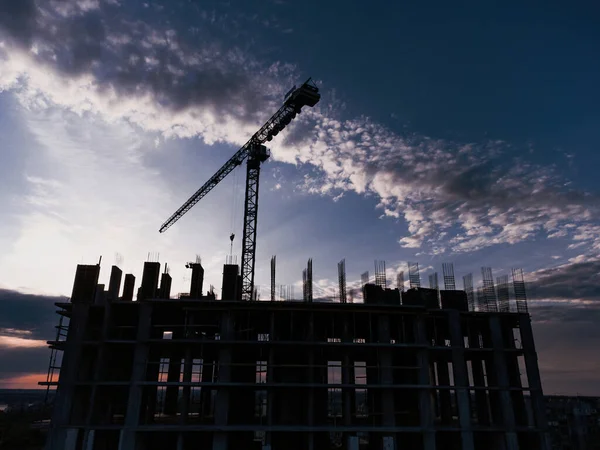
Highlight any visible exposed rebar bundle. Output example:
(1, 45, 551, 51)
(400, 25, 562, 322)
(271, 255, 276, 302)
(429, 272, 439, 290)
(496, 275, 510, 312)
(512, 268, 529, 313)
(302, 270, 307, 302)
(482, 267, 498, 312)
(442, 262, 456, 290)
(338, 259, 347, 304)
(374, 260, 386, 288)
(361, 271, 369, 287)
(306, 258, 313, 303)
(397, 271, 405, 292)
(463, 273, 475, 311)
(476, 286, 485, 312)
(408, 261, 421, 289)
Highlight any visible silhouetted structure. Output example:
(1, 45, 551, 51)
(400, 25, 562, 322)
(41, 260, 549, 450)
(545, 396, 600, 450)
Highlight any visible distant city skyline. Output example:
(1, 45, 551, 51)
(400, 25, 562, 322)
(0, 0, 598, 395)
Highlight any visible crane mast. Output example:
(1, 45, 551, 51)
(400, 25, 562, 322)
(159, 79, 320, 301)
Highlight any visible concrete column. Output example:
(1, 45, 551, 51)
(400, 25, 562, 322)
(46, 303, 91, 450)
(342, 315, 355, 431)
(82, 302, 114, 450)
(212, 312, 234, 450)
(347, 435, 359, 450)
(415, 315, 436, 450)
(489, 315, 518, 450)
(306, 311, 315, 450)
(468, 323, 490, 426)
(119, 303, 152, 450)
(63, 429, 79, 450)
(84, 430, 95, 450)
(422, 432, 436, 450)
(180, 346, 193, 423)
(448, 311, 474, 450)
(266, 311, 276, 448)
(436, 358, 453, 424)
(518, 314, 549, 450)
(377, 314, 396, 448)
(165, 329, 184, 415)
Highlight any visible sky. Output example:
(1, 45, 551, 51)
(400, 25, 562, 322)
(0, 0, 599, 394)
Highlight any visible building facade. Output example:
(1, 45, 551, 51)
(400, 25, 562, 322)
(42, 261, 549, 450)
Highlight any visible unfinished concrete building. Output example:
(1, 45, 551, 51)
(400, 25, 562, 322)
(42, 260, 548, 450)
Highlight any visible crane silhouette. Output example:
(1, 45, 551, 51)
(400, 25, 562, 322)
(159, 79, 321, 301)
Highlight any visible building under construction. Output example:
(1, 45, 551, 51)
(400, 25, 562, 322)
(42, 259, 549, 450)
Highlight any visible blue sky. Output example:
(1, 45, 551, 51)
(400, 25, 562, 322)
(0, 0, 599, 394)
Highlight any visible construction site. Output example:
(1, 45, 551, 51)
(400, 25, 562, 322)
(41, 258, 548, 450)
(40, 80, 549, 449)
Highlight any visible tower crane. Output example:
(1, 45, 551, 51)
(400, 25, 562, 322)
(159, 79, 321, 301)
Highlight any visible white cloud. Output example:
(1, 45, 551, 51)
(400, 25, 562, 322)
(0, 0, 598, 267)
(0, 108, 178, 294)
(0, 335, 46, 348)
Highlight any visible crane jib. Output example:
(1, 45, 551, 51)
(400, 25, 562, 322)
(158, 143, 252, 232)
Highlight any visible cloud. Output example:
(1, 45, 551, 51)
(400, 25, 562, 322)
(0, 0, 295, 145)
(0, 0, 598, 259)
(530, 305, 600, 396)
(0, 288, 60, 386)
(0, 103, 186, 294)
(528, 259, 600, 303)
(0, 335, 46, 348)
(272, 113, 600, 254)
(0, 288, 63, 340)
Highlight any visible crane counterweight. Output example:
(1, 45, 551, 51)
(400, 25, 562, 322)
(159, 79, 321, 301)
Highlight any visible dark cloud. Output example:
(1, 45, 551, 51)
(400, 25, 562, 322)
(281, 116, 319, 148)
(0, 289, 63, 381)
(0, 0, 273, 124)
(529, 260, 600, 302)
(526, 272, 600, 395)
(0, 347, 50, 379)
(0, 289, 65, 340)
(0, 0, 37, 47)
(531, 305, 600, 396)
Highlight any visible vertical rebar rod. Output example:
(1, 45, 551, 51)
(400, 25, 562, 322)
(496, 275, 510, 312)
(408, 262, 421, 288)
(512, 268, 529, 313)
(270, 255, 276, 302)
(338, 259, 347, 304)
(374, 260, 387, 288)
(463, 273, 475, 311)
(481, 267, 498, 312)
(429, 272, 439, 290)
(307, 258, 313, 303)
(397, 271, 405, 292)
(442, 263, 456, 290)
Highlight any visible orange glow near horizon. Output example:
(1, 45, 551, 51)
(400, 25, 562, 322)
(0, 373, 47, 390)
